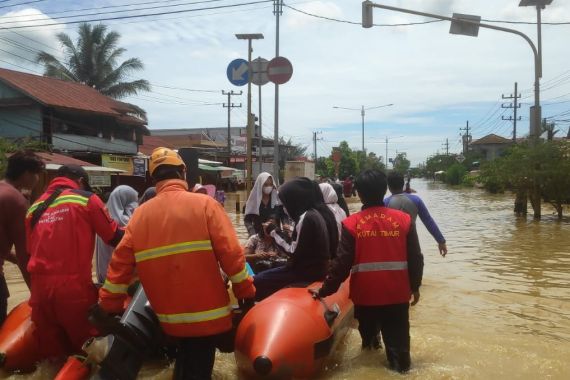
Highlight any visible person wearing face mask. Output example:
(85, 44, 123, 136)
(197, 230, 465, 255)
(95, 185, 139, 284)
(244, 172, 286, 237)
(253, 178, 339, 301)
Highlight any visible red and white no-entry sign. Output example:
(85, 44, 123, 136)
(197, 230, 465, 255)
(267, 56, 293, 85)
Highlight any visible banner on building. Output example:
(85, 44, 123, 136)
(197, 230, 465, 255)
(101, 154, 134, 175)
(89, 173, 111, 187)
(132, 157, 146, 177)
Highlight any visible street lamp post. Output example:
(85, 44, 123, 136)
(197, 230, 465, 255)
(333, 103, 393, 153)
(236, 33, 264, 194)
(362, 1, 545, 140)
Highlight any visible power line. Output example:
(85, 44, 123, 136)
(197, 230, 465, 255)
(0, 0, 229, 27)
(0, 0, 45, 10)
(0, 0, 274, 31)
(283, 3, 444, 27)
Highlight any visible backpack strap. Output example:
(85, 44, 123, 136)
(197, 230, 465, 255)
(30, 188, 64, 229)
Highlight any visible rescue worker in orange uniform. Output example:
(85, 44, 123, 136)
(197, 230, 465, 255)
(26, 165, 123, 359)
(313, 169, 423, 373)
(99, 147, 255, 380)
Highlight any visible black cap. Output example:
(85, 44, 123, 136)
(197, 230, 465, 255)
(56, 164, 92, 192)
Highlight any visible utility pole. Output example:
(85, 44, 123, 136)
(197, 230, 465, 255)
(502, 82, 522, 142)
(273, 0, 283, 183)
(222, 90, 242, 165)
(312, 131, 322, 162)
(460, 121, 471, 155)
(235, 33, 263, 194)
(442, 138, 449, 156)
(258, 77, 263, 173)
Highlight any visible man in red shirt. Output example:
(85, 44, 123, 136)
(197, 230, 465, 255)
(26, 164, 123, 359)
(0, 150, 44, 324)
(314, 169, 423, 373)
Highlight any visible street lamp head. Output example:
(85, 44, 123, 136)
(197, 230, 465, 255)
(235, 33, 264, 40)
(519, 0, 553, 7)
(362, 1, 374, 28)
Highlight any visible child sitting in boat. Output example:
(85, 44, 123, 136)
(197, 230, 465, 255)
(244, 216, 288, 274)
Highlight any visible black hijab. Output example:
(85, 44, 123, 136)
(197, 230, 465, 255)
(332, 183, 350, 216)
(278, 178, 339, 258)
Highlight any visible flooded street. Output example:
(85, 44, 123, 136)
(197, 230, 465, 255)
(3, 179, 570, 379)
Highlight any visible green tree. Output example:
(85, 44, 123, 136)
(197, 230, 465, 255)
(37, 23, 150, 117)
(315, 156, 334, 177)
(359, 151, 385, 172)
(392, 152, 410, 173)
(0, 138, 48, 177)
(337, 141, 358, 179)
(445, 163, 467, 186)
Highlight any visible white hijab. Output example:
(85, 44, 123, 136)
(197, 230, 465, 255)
(107, 185, 139, 226)
(319, 183, 347, 234)
(244, 172, 279, 216)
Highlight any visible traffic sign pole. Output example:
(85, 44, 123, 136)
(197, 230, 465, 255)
(246, 39, 253, 195)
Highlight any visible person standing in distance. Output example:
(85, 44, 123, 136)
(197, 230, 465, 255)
(312, 169, 423, 373)
(385, 172, 447, 257)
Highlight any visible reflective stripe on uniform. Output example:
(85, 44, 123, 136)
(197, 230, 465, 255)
(156, 305, 232, 325)
(229, 266, 249, 284)
(102, 280, 129, 294)
(134, 240, 213, 263)
(27, 195, 89, 216)
(351, 261, 408, 273)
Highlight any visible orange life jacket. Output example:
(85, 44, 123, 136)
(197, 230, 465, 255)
(342, 206, 412, 306)
(99, 179, 255, 337)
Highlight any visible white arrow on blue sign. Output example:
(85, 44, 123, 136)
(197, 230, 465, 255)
(227, 58, 249, 86)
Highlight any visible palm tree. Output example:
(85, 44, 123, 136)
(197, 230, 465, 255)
(37, 23, 150, 104)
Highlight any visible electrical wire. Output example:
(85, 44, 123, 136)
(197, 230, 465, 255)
(0, 0, 274, 31)
(0, 0, 45, 10)
(283, 3, 444, 27)
(0, 0, 229, 27)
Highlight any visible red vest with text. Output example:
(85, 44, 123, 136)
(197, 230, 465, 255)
(343, 206, 412, 306)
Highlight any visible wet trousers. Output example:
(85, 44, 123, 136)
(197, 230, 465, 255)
(0, 274, 9, 326)
(30, 275, 98, 359)
(354, 303, 411, 373)
(173, 335, 219, 380)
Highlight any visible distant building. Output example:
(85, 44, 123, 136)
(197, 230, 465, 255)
(470, 133, 513, 161)
(150, 127, 291, 169)
(0, 68, 148, 161)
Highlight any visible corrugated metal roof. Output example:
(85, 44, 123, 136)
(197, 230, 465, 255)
(0, 68, 146, 127)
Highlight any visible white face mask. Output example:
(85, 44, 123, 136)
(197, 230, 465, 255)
(263, 186, 273, 195)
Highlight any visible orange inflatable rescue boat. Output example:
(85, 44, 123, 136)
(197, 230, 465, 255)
(0, 301, 40, 372)
(235, 279, 353, 378)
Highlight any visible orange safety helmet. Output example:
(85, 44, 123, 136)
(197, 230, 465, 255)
(149, 147, 186, 176)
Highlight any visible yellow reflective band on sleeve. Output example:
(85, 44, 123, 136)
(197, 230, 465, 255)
(229, 267, 249, 284)
(156, 305, 232, 325)
(134, 240, 213, 263)
(27, 195, 89, 217)
(102, 280, 129, 294)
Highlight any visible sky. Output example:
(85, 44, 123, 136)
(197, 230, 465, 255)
(0, 0, 569, 165)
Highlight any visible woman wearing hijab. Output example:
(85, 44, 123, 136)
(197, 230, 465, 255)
(95, 185, 139, 284)
(139, 187, 156, 205)
(319, 183, 347, 237)
(253, 177, 339, 301)
(244, 172, 284, 237)
(332, 182, 350, 216)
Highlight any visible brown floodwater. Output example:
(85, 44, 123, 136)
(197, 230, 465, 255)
(2, 179, 570, 379)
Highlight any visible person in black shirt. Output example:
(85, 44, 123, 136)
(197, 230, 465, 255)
(253, 178, 339, 301)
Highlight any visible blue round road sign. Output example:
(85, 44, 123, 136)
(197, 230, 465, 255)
(227, 58, 249, 86)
